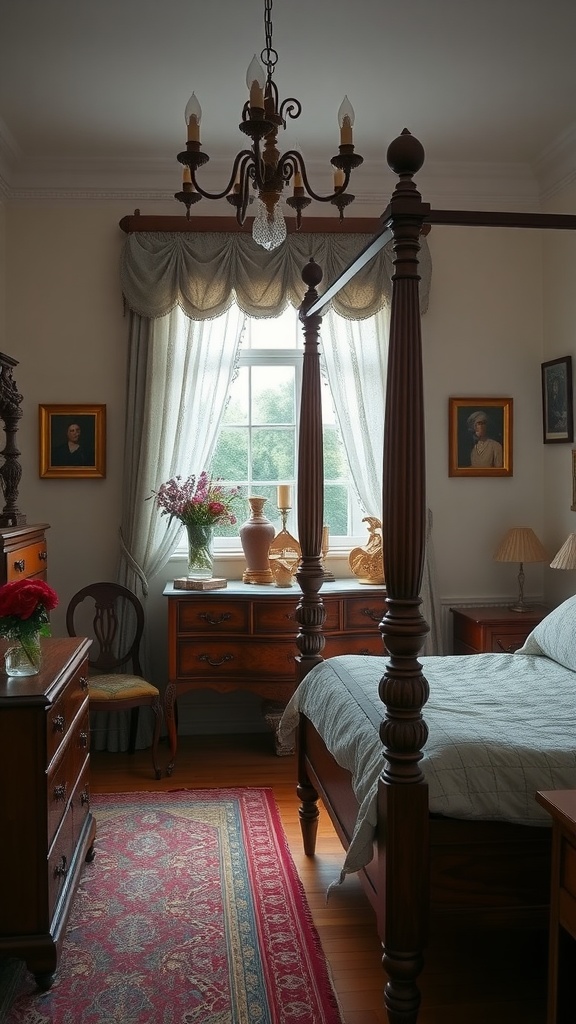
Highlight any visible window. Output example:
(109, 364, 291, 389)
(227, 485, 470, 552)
(208, 305, 367, 546)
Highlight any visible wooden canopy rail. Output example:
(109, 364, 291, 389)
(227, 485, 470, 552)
(292, 129, 576, 1024)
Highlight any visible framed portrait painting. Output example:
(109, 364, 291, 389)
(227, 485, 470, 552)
(541, 356, 574, 443)
(39, 404, 106, 479)
(448, 397, 513, 477)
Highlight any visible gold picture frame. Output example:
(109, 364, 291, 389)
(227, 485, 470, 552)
(448, 397, 513, 477)
(39, 404, 106, 479)
(571, 450, 576, 511)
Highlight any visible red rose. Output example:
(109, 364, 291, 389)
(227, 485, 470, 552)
(0, 579, 58, 620)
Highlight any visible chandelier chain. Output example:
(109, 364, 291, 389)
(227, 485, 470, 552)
(262, 0, 277, 77)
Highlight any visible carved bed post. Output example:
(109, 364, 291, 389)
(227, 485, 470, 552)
(378, 131, 431, 1024)
(0, 353, 26, 527)
(295, 258, 326, 853)
(294, 257, 327, 681)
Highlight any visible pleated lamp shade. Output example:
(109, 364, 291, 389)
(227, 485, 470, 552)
(550, 533, 576, 570)
(493, 527, 548, 612)
(493, 527, 549, 565)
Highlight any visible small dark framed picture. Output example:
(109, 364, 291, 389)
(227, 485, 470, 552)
(448, 397, 513, 477)
(39, 404, 106, 479)
(541, 356, 574, 443)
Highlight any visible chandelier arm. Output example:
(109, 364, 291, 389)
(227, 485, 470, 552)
(277, 97, 302, 125)
(189, 150, 255, 201)
(280, 151, 352, 202)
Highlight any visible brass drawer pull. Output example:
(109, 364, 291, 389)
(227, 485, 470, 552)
(52, 714, 65, 733)
(79, 731, 89, 748)
(362, 607, 382, 622)
(38, 550, 48, 561)
(199, 653, 234, 668)
(496, 640, 520, 653)
(81, 788, 90, 806)
(13, 559, 25, 573)
(79, 676, 89, 691)
(199, 612, 232, 626)
(53, 783, 67, 801)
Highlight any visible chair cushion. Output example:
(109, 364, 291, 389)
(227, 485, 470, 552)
(88, 674, 160, 701)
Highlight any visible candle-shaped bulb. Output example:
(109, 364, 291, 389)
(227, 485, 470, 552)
(333, 167, 345, 190)
(338, 95, 355, 146)
(185, 92, 202, 143)
(246, 55, 266, 108)
(182, 166, 192, 183)
(293, 170, 303, 192)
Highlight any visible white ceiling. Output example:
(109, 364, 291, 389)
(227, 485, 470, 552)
(1, 0, 576, 210)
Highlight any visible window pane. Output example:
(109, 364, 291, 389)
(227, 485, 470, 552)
(252, 365, 295, 424)
(252, 427, 295, 480)
(324, 485, 349, 535)
(211, 428, 249, 480)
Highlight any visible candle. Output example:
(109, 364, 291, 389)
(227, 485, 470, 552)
(293, 171, 303, 191)
(187, 114, 200, 143)
(333, 167, 345, 189)
(277, 485, 291, 508)
(339, 115, 352, 146)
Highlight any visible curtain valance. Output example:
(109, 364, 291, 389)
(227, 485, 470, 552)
(120, 231, 431, 321)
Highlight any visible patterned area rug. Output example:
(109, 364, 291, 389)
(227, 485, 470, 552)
(2, 789, 344, 1024)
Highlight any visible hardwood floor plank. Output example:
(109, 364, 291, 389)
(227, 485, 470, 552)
(90, 734, 547, 1023)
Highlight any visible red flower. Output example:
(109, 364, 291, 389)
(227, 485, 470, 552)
(0, 579, 58, 620)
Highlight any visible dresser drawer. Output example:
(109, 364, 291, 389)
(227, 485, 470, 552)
(6, 539, 48, 581)
(325, 634, 385, 657)
(343, 594, 386, 631)
(485, 628, 531, 653)
(46, 670, 89, 766)
(47, 803, 75, 924)
(176, 638, 296, 680)
(177, 600, 250, 634)
(253, 597, 340, 634)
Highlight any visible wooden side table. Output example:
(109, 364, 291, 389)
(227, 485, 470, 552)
(451, 604, 549, 654)
(535, 790, 576, 1024)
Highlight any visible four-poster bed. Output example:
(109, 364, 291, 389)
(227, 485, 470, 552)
(283, 129, 576, 1024)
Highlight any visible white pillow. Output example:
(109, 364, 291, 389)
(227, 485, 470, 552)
(515, 594, 576, 670)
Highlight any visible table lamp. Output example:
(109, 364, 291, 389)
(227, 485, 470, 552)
(493, 527, 548, 612)
(550, 532, 576, 571)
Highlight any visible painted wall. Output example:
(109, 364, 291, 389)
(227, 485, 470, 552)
(1, 191, 571, 730)
(542, 180, 576, 606)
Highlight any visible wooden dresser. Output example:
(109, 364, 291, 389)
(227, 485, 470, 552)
(0, 523, 49, 584)
(163, 580, 387, 772)
(0, 637, 95, 990)
(451, 604, 549, 654)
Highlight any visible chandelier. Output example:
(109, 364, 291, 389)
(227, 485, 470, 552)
(175, 0, 363, 251)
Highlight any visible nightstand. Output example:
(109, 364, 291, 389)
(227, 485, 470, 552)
(451, 604, 549, 654)
(535, 790, 576, 1024)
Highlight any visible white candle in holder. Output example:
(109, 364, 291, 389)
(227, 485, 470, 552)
(277, 485, 291, 508)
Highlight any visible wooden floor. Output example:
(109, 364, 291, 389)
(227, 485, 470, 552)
(90, 733, 548, 1024)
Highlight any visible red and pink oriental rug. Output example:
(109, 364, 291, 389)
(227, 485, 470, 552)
(2, 789, 344, 1024)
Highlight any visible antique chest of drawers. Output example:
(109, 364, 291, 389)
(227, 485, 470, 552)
(163, 580, 387, 771)
(0, 637, 95, 990)
(0, 523, 49, 584)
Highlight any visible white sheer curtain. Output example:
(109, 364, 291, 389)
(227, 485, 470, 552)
(96, 304, 244, 752)
(322, 308, 442, 655)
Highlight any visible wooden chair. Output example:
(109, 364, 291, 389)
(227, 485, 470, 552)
(66, 581, 162, 779)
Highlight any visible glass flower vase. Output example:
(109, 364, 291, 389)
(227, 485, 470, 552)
(186, 523, 214, 579)
(4, 632, 42, 677)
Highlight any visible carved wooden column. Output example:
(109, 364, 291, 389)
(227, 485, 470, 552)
(0, 353, 26, 527)
(378, 131, 431, 1024)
